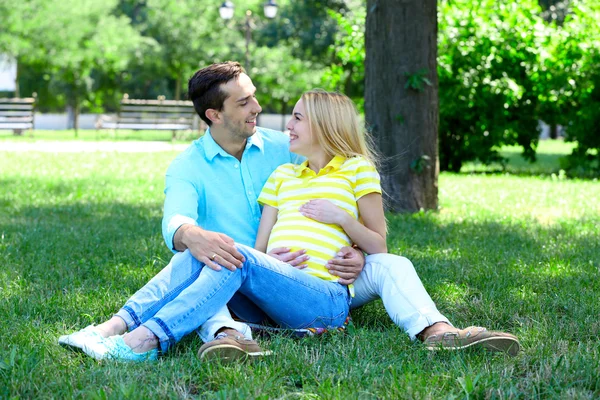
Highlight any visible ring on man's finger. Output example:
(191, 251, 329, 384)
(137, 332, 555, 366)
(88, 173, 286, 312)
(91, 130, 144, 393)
(210, 253, 218, 261)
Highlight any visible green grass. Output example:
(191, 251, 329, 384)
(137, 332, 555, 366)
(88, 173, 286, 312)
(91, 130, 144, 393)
(0, 129, 201, 143)
(462, 140, 578, 176)
(1, 140, 599, 398)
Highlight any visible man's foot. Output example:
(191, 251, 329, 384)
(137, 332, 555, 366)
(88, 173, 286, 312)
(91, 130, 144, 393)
(58, 326, 111, 360)
(104, 335, 158, 362)
(198, 330, 272, 363)
(423, 326, 520, 356)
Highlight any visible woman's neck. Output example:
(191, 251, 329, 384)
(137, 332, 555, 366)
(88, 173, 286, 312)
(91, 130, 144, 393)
(307, 151, 333, 173)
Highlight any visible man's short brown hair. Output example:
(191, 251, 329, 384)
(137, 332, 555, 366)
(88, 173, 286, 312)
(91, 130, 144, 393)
(187, 61, 246, 126)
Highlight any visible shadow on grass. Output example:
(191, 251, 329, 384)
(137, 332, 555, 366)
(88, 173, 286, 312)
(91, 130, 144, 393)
(461, 152, 566, 176)
(353, 212, 599, 335)
(458, 142, 599, 179)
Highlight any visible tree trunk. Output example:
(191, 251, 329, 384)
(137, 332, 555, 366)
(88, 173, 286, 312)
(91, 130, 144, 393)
(175, 71, 182, 101)
(280, 99, 288, 132)
(74, 100, 80, 135)
(67, 94, 80, 137)
(549, 123, 558, 139)
(365, 0, 439, 212)
(14, 57, 20, 98)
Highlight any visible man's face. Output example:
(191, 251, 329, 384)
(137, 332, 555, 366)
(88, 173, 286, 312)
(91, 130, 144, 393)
(219, 73, 262, 140)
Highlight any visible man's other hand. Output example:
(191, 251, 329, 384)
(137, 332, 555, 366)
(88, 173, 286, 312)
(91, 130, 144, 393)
(179, 225, 245, 271)
(267, 247, 309, 269)
(326, 246, 365, 285)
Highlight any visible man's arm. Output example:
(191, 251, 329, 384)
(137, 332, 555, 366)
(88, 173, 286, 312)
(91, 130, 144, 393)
(326, 247, 366, 285)
(163, 160, 244, 271)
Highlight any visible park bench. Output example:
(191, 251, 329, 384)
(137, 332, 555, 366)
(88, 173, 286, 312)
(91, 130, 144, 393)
(0, 97, 36, 135)
(96, 95, 204, 139)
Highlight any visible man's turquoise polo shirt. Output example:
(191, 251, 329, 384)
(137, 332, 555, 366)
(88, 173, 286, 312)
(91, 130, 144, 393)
(162, 127, 294, 251)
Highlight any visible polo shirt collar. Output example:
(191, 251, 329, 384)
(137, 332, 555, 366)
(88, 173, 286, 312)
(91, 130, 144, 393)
(294, 154, 346, 177)
(200, 128, 265, 161)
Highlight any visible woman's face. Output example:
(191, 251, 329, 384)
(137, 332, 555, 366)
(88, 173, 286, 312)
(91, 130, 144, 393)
(286, 99, 318, 156)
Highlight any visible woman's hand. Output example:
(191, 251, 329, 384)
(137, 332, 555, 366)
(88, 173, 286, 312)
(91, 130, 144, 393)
(299, 199, 348, 225)
(267, 247, 309, 269)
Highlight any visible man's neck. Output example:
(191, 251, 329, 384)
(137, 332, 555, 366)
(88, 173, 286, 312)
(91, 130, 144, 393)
(210, 127, 248, 161)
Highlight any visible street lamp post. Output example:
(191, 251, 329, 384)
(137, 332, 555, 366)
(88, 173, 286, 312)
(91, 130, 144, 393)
(219, 1, 278, 71)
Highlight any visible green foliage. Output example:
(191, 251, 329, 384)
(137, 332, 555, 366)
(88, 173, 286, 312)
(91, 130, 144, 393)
(553, 1, 600, 176)
(251, 46, 326, 114)
(326, 0, 599, 175)
(142, 0, 228, 100)
(257, 0, 347, 62)
(321, 3, 365, 110)
(2, 0, 344, 113)
(438, 0, 549, 172)
(0, 0, 147, 116)
(405, 69, 432, 92)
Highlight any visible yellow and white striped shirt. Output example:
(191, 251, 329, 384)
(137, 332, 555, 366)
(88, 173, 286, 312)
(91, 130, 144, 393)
(257, 155, 381, 290)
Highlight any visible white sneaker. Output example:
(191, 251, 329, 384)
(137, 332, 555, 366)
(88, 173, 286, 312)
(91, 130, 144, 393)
(58, 325, 111, 360)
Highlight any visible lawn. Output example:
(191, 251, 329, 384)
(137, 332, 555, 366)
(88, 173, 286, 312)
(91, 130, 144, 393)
(0, 129, 201, 144)
(0, 140, 599, 398)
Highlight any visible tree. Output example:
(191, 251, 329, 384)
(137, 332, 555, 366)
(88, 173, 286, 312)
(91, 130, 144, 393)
(1, 0, 147, 132)
(0, 0, 45, 97)
(365, 0, 439, 212)
(144, 0, 228, 100)
(251, 45, 325, 118)
(437, 0, 547, 172)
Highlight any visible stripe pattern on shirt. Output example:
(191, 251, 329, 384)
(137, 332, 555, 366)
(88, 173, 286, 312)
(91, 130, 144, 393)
(258, 155, 381, 283)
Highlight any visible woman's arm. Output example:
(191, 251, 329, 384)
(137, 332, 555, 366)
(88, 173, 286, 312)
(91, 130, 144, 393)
(254, 205, 278, 252)
(299, 193, 387, 254)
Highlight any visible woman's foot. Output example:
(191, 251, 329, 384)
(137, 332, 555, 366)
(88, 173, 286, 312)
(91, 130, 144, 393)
(104, 334, 158, 362)
(58, 325, 112, 360)
(95, 316, 128, 338)
(122, 326, 159, 354)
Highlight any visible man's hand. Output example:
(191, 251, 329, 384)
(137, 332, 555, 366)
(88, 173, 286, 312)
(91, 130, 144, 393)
(177, 225, 245, 272)
(267, 247, 309, 269)
(326, 246, 365, 285)
(299, 199, 348, 225)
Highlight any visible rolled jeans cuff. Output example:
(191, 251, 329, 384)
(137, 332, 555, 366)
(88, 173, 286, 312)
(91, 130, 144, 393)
(115, 306, 141, 331)
(197, 318, 253, 344)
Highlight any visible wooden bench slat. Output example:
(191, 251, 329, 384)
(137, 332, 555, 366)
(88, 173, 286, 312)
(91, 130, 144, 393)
(0, 111, 35, 117)
(0, 105, 35, 111)
(122, 99, 193, 106)
(0, 98, 35, 104)
(121, 106, 194, 113)
(0, 116, 34, 122)
(117, 117, 194, 123)
(0, 123, 34, 130)
(115, 112, 195, 119)
(102, 123, 193, 130)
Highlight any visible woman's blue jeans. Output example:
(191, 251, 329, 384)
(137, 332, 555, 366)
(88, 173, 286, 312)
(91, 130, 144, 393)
(116, 244, 351, 352)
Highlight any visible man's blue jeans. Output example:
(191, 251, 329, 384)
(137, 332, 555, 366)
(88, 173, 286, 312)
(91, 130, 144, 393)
(116, 244, 351, 352)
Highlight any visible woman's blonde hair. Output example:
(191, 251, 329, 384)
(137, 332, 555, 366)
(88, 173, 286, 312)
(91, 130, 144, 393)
(301, 89, 377, 166)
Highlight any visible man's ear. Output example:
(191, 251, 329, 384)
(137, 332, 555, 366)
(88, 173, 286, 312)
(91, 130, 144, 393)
(205, 109, 221, 124)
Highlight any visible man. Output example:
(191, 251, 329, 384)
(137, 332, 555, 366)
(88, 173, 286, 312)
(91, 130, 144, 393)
(59, 62, 519, 361)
